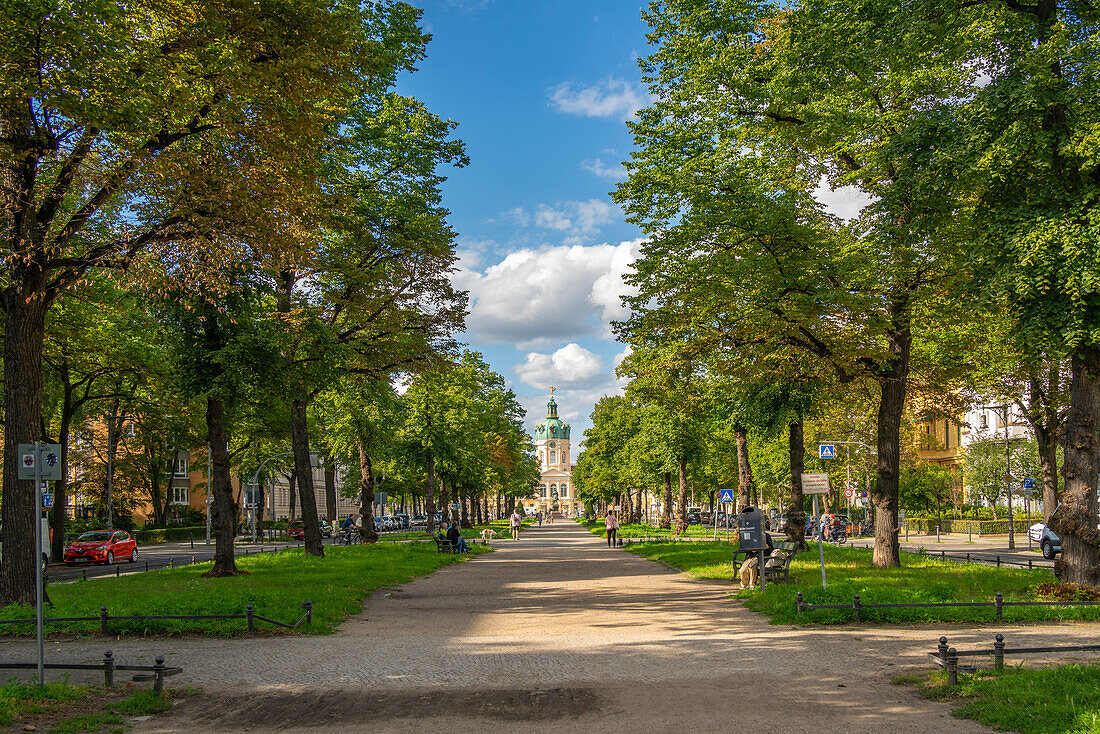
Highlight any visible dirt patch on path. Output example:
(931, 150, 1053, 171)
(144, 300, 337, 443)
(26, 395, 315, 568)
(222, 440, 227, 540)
(163, 687, 601, 730)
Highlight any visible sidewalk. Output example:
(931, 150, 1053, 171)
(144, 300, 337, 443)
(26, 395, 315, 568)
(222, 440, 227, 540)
(5, 520, 1090, 732)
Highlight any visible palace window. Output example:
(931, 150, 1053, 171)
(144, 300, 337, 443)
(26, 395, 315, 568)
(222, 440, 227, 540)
(539, 484, 547, 498)
(560, 485, 568, 498)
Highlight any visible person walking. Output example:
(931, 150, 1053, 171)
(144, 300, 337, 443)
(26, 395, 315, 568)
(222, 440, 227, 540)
(605, 510, 619, 547)
(510, 509, 522, 540)
(537, 512, 543, 528)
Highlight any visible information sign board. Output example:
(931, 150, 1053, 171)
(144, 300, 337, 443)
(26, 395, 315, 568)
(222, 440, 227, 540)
(801, 473, 831, 495)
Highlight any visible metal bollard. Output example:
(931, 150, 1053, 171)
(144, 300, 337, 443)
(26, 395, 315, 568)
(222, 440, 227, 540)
(995, 591, 1003, 621)
(937, 525, 940, 542)
(853, 594, 861, 624)
(153, 655, 166, 694)
(100, 606, 109, 636)
(947, 648, 959, 686)
(994, 634, 1006, 671)
(796, 591, 804, 614)
(938, 636, 950, 663)
(145, 561, 149, 572)
(246, 604, 255, 635)
(103, 650, 115, 687)
(115, 564, 120, 577)
(997, 555, 1001, 567)
(190, 534, 194, 549)
(82, 569, 86, 581)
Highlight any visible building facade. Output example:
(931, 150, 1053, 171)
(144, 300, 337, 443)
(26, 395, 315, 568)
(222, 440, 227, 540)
(527, 393, 578, 516)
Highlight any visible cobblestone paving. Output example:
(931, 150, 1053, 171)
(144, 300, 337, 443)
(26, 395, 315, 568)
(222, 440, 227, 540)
(4, 522, 1097, 732)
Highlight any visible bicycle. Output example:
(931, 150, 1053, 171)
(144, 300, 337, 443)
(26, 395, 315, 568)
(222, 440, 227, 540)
(333, 529, 361, 546)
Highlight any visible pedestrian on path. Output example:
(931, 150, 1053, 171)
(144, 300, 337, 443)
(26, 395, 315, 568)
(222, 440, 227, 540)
(605, 510, 619, 547)
(537, 512, 543, 527)
(510, 510, 522, 540)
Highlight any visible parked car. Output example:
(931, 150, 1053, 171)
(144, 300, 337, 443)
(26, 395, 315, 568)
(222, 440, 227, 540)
(411, 516, 427, 527)
(64, 530, 137, 565)
(394, 514, 410, 529)
(0, 518, 51, 571)
(685, 512, 702, 525)
(1030, 521, 1062, 560)
(287, 521, 306, 540)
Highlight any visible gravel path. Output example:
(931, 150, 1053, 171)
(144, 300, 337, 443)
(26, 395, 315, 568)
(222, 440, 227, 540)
(4, 521, 1097, 732)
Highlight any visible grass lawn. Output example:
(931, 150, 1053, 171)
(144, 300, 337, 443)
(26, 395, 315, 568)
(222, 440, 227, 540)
(1, 680, 180, 733)
(625, 539, 1100, 625)
(1, 541, 489, 637)
(896, 663, 1100, 734)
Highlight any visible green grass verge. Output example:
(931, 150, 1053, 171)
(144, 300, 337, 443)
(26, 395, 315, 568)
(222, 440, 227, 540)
(1, 541, 489, 637)
(1, 680, 181, 733)
(898, 663, 1100, 734)
(624, 540, 1100, 624)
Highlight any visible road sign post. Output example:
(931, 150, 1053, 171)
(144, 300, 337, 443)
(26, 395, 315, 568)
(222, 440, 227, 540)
(801, 473, 831, 589)
(819, 444, 836, 459)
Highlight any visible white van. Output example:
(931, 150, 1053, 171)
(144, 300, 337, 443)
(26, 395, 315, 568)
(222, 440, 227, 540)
(0, 518, 51, 572)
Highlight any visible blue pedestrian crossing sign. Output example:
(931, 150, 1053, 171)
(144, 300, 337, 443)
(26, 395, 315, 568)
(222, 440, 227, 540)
(819, 444, 836, 459)
(1022, 478, 1035, 489)
(718, 488, 736, 504)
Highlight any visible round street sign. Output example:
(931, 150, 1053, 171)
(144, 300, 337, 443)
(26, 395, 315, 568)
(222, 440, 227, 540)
(844, 488, 854, 499)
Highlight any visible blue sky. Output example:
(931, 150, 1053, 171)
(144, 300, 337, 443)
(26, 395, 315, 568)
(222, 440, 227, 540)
(397, 0, 654, 446)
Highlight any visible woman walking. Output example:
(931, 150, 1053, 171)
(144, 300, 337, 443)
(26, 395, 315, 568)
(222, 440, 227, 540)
(510, 509, 522, 540)
(605, 510, 619, 547)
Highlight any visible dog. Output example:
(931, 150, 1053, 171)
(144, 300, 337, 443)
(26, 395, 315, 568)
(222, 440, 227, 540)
(480, 529, 498, 541)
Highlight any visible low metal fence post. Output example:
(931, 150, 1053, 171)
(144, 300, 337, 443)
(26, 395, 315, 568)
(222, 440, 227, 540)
(996, 555, 1001, 567)
(938, 636, 950, 663)
(966, 553, 970, 563)
(796, 591, 804, 614)
(191, 555, 195, 565)
(169, 558, 174, 569)
(304, 600, 313, 626)
(103, 650, 114, 687)
(853, 594, 861, 624)
(994, 634, 1005, 671)
(145, 561, 148, 572)
(190, 534, 194, 550)
(246, 604, 255, 635)
(153, 655, 166, 694)
(81, 569, 86, 581)
(115, 564, 119, 577)
(947, 648, 959, 687)
(100, 606, 109, 636)
(995, 592, 1003, 621)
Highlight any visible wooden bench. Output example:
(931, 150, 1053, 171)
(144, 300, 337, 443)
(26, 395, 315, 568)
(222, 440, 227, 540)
(433, 534, 459, 553)
(733, 539, 800, 584)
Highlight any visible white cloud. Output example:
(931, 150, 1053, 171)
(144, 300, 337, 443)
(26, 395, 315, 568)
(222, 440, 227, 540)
(501, 206, 531, 227)
(451, 239, 642, 347)
(549, 78, 648, 121)
(581, 158, 628, 181)
(812, 175, 875, 222)
(533, 199, 613, 244)
(515, 343, 604, 389)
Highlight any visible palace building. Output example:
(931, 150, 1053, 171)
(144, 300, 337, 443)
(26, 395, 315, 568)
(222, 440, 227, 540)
(528, 390, 577, 516)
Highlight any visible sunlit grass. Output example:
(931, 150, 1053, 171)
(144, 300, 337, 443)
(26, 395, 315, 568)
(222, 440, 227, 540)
(626, 540, 1098, 624)
(900, 663, 1100, 734)
(1, 541, 489, 637)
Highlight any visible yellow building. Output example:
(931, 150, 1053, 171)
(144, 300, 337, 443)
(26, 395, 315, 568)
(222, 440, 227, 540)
(527, 392, 577, 516)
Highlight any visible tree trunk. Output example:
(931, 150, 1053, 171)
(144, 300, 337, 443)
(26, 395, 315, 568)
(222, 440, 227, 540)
(324, 457, 337, 527)
(1050, 346, 1100, 586)
(206, 396, 240, 576)
(675, 459, 688, 535)
(288, 471, 297, 520)
(871, 323, 910, 569)
(460, 486, 471, 528)
(1, 295, 49, 606)
(50, 397, 75, 561)
(290, 398, 323, 556)
(661, 471, 673, 529)
(358, 442, 379, 543)
(785, 418, 806, 545)
(424, 410, 436, 533)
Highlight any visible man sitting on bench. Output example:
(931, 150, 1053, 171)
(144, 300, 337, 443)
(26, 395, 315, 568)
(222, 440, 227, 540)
(739, 532, 775, 589)
(445, 522, 470, 553)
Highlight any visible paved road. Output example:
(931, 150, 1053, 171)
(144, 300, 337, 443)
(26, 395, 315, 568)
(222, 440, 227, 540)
(46, 539, 304, 582)
(5, 521, 1096, 733)
(848, 532, 1053, 571)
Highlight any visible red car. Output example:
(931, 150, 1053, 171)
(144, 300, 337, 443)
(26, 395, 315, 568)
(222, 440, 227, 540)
(287, 521, 305, 540)
(64, 530, 137, 565)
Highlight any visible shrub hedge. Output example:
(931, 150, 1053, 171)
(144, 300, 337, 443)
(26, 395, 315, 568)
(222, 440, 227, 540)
(905, 517, 1035, 534)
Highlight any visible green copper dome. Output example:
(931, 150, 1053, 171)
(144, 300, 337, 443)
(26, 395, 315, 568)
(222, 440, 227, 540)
(534, 397, 570, 440)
